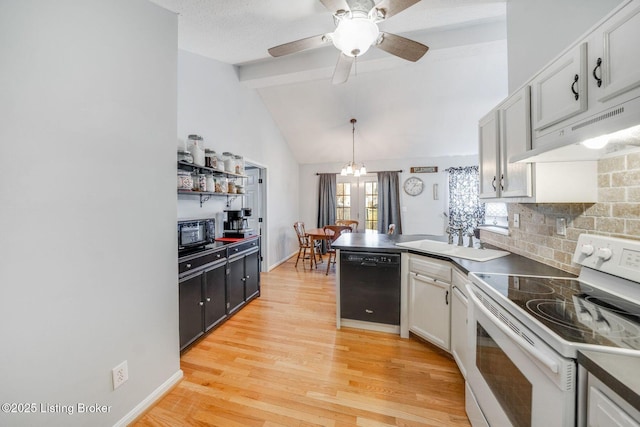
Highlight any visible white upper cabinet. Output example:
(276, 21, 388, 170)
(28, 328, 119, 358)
(588, 2, 640, 107)
(479, 110, 500, 199)
(499, 87, 532, 197)
(525, 0, 640, 155)
(479, 86, 532, 200)
(531, 43, 588, 139)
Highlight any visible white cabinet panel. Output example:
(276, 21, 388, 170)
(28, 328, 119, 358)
(409, 273, 451, 351)
(479, 87, 532, 200)
(451, 269, 469, 379)
(531, 43, 588, 137)
(590, 3, 640, 106)
(499, 86, 532, 197)
(479, 110, 500, 199)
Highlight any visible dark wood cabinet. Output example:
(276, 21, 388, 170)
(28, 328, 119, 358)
(227, 256, 246, 314)
(203, 261, 227, 331)
(178, 237, 260, 352)
(179, 272, 205, 350)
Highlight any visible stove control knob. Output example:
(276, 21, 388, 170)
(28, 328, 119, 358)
(596, 247, 613, 261)
(580, 244, 594, 257)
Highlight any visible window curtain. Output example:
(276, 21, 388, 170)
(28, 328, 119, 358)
(377, 171, 402, 234)
(445, 166, 485, 234)
(317, 174, 336, 227)
(317, 174, 336, 252)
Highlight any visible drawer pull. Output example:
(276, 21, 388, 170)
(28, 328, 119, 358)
(186, 263, 192, 268)
(365, 309, 373, 314)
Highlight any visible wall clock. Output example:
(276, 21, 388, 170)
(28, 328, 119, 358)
(403, 176, 424, 196)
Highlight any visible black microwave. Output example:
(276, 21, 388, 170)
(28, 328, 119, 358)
(177, 218, 215, 250)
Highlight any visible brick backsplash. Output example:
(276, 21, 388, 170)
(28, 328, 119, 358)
(480, 152, 640, 275)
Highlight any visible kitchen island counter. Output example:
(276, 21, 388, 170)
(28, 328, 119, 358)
(332, 232, 572, 277)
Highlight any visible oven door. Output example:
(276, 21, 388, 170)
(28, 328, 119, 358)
(466, 284, 576, 427)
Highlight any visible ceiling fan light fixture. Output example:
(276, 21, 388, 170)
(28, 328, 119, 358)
(332, 17, 379, 57)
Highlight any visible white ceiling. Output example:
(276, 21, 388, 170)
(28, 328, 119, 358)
(150, 0, 509, 165)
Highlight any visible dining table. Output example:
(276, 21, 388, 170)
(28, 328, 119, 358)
(305, 227, 334, 269)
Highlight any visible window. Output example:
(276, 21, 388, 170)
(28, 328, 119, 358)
(446, 166, 485, 233)
(336, 182, 351, 220)
(364, 181, 377, 231)
(336, 177, 378, 232)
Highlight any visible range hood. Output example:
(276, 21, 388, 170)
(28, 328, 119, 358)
(511, 96, 640, 163)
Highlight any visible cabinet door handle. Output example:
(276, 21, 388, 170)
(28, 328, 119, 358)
(241, 277, 246, 282)
(592, 57, 602, 87)
(206, 297, 211, 302)
(571, 74, 579, 100)
(500, 174, 504, 191)
(445, 290, 449, 305)
(199, 301, 204, 306)
(491, 176, 497, 191)
(186, 263, 192, 268)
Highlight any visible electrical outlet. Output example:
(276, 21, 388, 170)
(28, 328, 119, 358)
(513, 213, 520, 228)
(112, 361, 128, 390)
(556, 217, 567, 236)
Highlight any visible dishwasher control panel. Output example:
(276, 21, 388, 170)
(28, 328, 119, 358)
(343, 252, 400, 265)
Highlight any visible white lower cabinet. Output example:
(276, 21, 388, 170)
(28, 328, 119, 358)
(587, 374, 640, 426)
(408, 255, 451, 351)
(451, 268, 470, 379)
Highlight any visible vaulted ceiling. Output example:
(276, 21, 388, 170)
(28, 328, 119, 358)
(149, 0, 509, 165)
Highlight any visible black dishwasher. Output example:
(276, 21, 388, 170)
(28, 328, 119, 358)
(340, 251, 401, 325)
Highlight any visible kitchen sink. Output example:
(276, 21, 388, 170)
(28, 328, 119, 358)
(396, 239, 510, 262)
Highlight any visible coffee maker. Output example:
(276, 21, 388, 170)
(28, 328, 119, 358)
(223, 208, 253, 238)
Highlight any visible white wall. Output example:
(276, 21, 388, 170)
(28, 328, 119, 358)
(0, 1, 180, 426)
(507, 0, 624, 92)
(176, 51, 300, 270)
(299, 155, 478, 236)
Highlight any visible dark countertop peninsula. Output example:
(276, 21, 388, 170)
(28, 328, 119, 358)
(578, 350, 640, 412)
(332, 232, 573, 277)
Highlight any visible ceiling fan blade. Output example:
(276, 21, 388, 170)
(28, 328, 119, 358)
(332, 53, 354, 84)
(319, 0, 351, 14)
(371, 0, 420, 20)
(268, 34, 331, 57)
(376, 32, 429, 62)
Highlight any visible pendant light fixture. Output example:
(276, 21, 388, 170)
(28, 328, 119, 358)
(341, 118, 367, 177)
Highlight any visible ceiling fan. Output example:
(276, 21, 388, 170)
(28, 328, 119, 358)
(267, 0, 429, 84)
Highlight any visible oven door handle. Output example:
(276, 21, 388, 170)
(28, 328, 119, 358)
(466, 284, 560, 374)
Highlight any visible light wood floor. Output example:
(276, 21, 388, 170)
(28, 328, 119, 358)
(135, 256, 471, 427)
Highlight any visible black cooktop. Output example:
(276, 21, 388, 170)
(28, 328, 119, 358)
(475, 273, 640, 351)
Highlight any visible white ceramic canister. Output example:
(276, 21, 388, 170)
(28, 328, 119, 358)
(187, 135, 205, 166)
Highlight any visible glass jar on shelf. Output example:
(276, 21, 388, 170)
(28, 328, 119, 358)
(205, 174, 215, 193)
(234, 155, 244, 175)
(222, 152, 235, 173)
(218, 177, 228, 194)
(177, 171, 193, 190)
(204, 149, 219, 169)
(187, 135, 205, 166)
(177, 150, 193, 164)
(227, 179, 236, 194)
(235, 184, 245, 194)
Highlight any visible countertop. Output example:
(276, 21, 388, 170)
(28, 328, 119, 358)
(578, 350, 640, 412)
(332, 232, 573, 277)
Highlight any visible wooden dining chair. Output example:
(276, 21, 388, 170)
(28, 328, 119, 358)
(323, 225, 352, 275)
(336, 219, 358, 232)
(293, 222, 318, 269)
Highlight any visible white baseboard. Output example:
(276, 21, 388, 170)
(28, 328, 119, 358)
(266, 251, 298, 271)
(113, 369, 183, 427)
